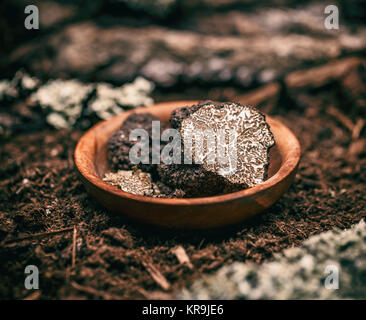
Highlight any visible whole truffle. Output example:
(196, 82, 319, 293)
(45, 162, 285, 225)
(158, 101, 275, 196)
(108, 112, 168, 177)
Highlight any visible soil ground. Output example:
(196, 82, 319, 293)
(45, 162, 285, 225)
(1, 69, 365, 299)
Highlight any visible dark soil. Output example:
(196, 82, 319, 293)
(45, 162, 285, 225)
(1, 57, 365, 299)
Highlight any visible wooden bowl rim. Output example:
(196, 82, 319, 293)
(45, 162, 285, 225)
(74, 101, 301, 206)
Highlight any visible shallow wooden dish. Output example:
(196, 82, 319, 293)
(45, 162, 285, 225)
(74, 101, 301, 229)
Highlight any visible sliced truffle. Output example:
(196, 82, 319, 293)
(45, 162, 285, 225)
(103, 168, 185, 198)
(158, 101, 275, 196)
(108, 112, 168, 177)
(103, 169, 155, 196)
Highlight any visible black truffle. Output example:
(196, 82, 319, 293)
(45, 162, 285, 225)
(158, 101, 275, 196)
(107, 112, 185, 198)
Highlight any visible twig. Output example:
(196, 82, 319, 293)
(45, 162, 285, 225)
(40, 172, 52, 185)
(316, 167, 328, 191)
(72, 226, 77, 269)
(15, 186, 24, 195)
(326, 106, 354, 133)
(67, 148, 74, 169)
(171, 246, 193, 270)
(23, 291, 41, 300)
(71, 281, 122, 300)
(352, 118, 365, 140)
(3, 227, 74, 244)
(327, 107, 364, 141)
(142, 261, 171, 291)
(198, 238, 205, 250)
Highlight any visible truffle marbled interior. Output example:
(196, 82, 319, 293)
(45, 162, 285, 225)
(180, 102, 274, 187)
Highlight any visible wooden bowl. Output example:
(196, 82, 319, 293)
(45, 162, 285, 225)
(74, 101, 300, 229)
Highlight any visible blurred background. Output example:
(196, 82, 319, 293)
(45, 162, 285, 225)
(1, 0, 365, 132)
(1, 0, 365, 90)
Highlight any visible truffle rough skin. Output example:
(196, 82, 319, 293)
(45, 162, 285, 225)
(159, 101, 275, 196)
(108, 112, 168, 176)
(107, 112, 186, 198)
(157, 163, 240, 196)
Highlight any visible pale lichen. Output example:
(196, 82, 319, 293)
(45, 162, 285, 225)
(0, 71, 39, 103)
(0, 80, 16, 101)
(103, 169, 155, 196)
(180, 102, 275, 188)
(180, 220, 366, 300)
(2, 72, 154, 129)
(12, 70, 40, 92)
(88, 77, 154, 120)
(31, 79, 93, 129)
